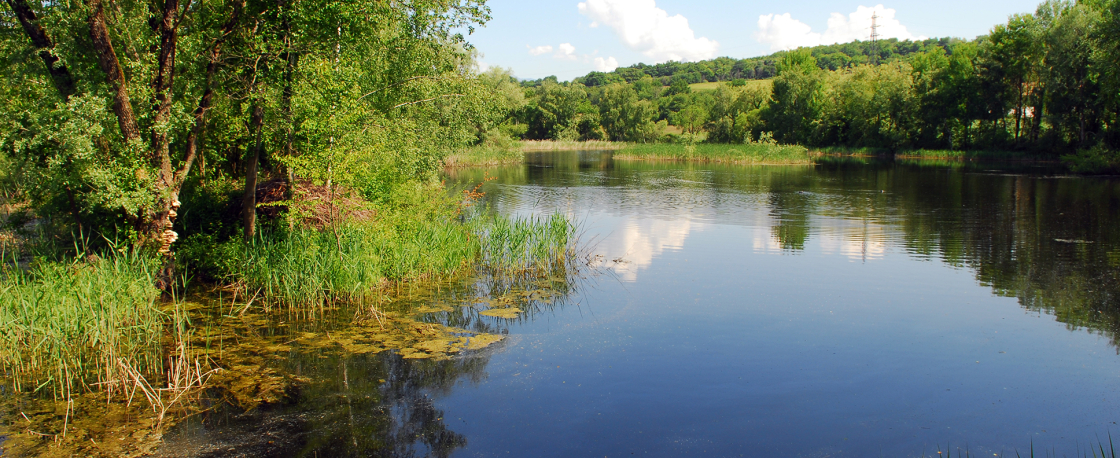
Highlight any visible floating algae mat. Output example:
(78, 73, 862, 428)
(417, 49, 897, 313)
(479, 307, 523, 318)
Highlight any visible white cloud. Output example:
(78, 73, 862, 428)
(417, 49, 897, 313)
(577, 0, 719, 63)
(755, 4, 926, 51)
(594, 56, 620, 72)
(755, 13, 822, 51)
(557, 43, 578, 60)
(528, 45, 553, 56)
(528, 42, 619, 73)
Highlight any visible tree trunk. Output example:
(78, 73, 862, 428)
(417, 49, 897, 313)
(5, 0, 75, 99)
(183, 0, 244, 186)
(88, 0, 140, 143)
(243, 102, 264, 240)
(1014, 79, 1023, 143)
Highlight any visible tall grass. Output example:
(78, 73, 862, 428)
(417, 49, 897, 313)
(0, 250, 166, 400)
(811, 146, 893, 156)
(443, 145, 524, 167)
(224, 212, 576, 311)
(476, 213, 573, 275)
(616, 143, 812, 165)
(521, 140, 627, 151)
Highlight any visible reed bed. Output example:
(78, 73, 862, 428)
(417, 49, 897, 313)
(895, 149, 1035, 160)
(616, 143, 812, 165)
(521, 140, 627, 151)
(443, 146, 524, 167)
(475, 213, 573, 275)
(0, 251, 166, 401)
(811, 146, 893, 156)
(225, 212, 576, 311)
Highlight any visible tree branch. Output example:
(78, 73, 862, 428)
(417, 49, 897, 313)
(361, 75, 454, 100)
(392, 93, 464, 110)
(4, 0, 75, 99)
(176, 0, 245, 186)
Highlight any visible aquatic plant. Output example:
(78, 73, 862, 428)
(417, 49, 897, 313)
(0, 250, 166, 400)
(220, 211, 576, 312)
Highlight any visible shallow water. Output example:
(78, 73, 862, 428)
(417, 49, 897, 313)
(168, 151, 1120, 457)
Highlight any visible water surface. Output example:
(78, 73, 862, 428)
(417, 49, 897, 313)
(169, 151, 1120, 457)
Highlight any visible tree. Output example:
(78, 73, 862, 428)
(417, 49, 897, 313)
(987, 14, 1043, 143)
(520, 82, 598, 140)
(764, 49, 825, 145)
(0, 0, 492, 258)
(599, 83, 661, 142)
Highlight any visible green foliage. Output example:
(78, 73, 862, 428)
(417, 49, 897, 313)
(519, 82, 601, 141)
(1063, 143, 1120, 172)
(817, 63, 915, 149)
(0, 0, 499, 245)
(765, 49, 824, 145)
(599, 84, 663, 142)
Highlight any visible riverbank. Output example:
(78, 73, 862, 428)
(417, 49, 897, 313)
(447, 142, 814, 168)
(810, 146, 1055, 161)
(444, 141, 629, 168)
(615, 143, 813, 165)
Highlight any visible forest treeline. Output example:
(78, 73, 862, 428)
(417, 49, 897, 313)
(495, 0, 1120, 169)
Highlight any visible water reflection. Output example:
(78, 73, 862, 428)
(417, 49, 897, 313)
(594, 218, 698, 282)
(448, 152, 1120, 349)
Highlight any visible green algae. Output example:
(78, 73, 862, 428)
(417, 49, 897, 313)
(480, 307, 523, 319)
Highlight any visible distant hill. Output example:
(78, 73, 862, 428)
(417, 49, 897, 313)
(521, 37, 969, 88)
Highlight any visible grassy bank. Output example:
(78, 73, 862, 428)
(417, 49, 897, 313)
(521, 140, 627, 151)
(443, 145, 524, 167)
(444, 140, 628, 167)
(812, 146, 1048, 162)
(615, 143, 813, 165)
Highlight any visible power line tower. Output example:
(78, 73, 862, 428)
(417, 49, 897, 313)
(869, 11, 881, 65)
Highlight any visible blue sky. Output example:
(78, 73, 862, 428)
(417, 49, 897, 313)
(464, 0, 1044, 81)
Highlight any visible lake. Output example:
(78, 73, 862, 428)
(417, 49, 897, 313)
(162, 151, 1120, 457)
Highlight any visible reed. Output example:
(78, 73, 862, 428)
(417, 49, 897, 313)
(474, 212, 573, 275)
(0, 249, 167, 401)
(443, 145, 525, 167)
(811, 146, 893, 156)
(616, 143, 812, 165)
(520, 140, 627, 151)
(224, 212, 576, 311)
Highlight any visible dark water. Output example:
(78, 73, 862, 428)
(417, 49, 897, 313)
(166, 151, 1120, 457)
